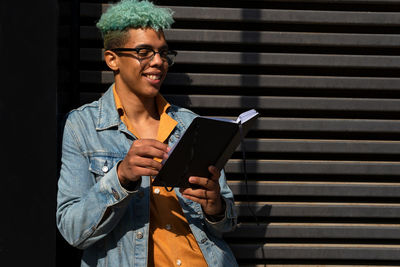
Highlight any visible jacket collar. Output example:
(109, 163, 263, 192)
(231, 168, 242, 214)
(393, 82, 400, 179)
(96, 84, 121, 131)
(95, 84, 179, 133)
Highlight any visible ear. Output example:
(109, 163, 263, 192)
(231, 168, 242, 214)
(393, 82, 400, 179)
(104, 50, 119, 71)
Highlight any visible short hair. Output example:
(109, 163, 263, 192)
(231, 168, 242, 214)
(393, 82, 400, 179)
(96, 0, 174, 49)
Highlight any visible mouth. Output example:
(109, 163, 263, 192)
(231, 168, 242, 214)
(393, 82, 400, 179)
(143, 73, 162, 81)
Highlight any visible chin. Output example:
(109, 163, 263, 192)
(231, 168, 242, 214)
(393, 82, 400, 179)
(142, 86, 161, 98)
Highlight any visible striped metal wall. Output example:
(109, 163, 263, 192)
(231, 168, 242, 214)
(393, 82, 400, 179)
(59, 0, 400, 266)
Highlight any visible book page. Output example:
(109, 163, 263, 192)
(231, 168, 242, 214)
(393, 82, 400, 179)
(236, 109, 259, 123)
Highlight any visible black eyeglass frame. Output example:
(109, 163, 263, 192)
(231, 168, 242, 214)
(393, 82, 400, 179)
(109, 47, 178, 66)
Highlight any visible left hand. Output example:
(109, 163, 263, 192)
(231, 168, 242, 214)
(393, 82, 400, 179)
(179, 166, 224, 216)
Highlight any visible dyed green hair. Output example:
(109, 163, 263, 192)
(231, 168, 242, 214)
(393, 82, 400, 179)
(96, 0, 174, 49)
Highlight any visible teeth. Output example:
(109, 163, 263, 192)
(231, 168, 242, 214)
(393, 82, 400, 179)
(146, 74, 161, 80)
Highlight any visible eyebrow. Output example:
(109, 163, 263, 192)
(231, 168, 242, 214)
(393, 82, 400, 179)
(134, 44, 169, 50)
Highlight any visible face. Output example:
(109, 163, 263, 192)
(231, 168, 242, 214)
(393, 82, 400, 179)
(107, 28, 170, 98)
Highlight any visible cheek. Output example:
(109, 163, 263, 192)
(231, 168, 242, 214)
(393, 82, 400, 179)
(119, 69, 142, 85)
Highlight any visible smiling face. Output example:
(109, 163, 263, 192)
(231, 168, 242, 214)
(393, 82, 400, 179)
(105, 28, 169, 99)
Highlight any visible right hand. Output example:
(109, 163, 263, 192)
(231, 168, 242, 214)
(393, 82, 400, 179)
(117, 139, 170, 186)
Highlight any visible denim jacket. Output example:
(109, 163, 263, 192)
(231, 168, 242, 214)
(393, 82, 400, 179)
(56, 85, 238, 267)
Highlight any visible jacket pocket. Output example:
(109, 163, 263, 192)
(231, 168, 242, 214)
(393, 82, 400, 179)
(88, 155, 123, 183)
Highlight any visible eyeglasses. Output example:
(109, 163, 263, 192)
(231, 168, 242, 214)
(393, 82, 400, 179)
(110, 47, 178, 66)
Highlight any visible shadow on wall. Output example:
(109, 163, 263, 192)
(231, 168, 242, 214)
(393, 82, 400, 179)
(234, 7, 268, 262)
(238, 5, 262, 217)
(163, 72, 193, 108)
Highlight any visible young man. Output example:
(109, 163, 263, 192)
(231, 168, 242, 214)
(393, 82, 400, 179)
(56, 0, 238, 266)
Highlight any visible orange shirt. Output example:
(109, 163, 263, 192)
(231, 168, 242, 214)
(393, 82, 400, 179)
(113, 87, 207, 267)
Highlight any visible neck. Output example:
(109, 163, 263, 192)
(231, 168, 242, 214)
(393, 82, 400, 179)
(115, 84, 159, 123)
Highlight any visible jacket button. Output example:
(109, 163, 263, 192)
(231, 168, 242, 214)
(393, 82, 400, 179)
(136, 232, 143, 239)
(102, 166, 109, 173)
(200, 238, 207, 244)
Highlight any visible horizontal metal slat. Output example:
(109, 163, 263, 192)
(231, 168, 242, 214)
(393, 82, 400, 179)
(77, 92, 400, 134)
(81, 92, 400, 113)
(80, 4, 400, 26)
(80, 49, 400, 69)
(80, 71, 400, 90)
(164, 29, 400, 47)
(226, 159, 400, 175)
(77, 93, 400, 133)
(80, 48, 103, 62)
(225, 222, 400, 239)
(80, 3, 103, 17)
(80, 27, 400, 47)
(238, 139, 400, 154)
(175, 51, 400, 68)
(230, 243, 400, 260)
(228, 181, 400, 197)
(164, 95, 400, 111)
(254, 118, 400, 132)
(168, 6, 400, 26)
(265, 0, 400, 3)
(166, 73, 400, 90)
(236, 202, 400, 218)
(239, 265, 400, 267)
(240, 266, 400, 267)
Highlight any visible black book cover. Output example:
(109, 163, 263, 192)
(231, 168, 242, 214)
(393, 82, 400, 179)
(153, 110, 259, 188)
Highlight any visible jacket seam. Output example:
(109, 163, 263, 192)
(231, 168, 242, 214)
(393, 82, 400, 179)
(65, 119, 85, 154)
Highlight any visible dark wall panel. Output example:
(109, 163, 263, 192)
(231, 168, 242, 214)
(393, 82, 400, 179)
(59, 0, 400, 266)
(0, 1, 57, 266)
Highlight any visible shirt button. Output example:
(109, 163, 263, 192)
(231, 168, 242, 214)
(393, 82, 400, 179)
(154, 188, 160, 194)
(136, 232, 143, 239)
(176, 259, 182, 266)
(102, 165, 109, 173)
(165, 224, 172, 230)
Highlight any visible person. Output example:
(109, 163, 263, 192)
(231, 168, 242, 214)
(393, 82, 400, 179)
(56, 0, 238, 266)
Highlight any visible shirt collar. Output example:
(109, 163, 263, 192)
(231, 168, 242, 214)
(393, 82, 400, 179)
(155, 94, 178, 143)
(111, 85, 178, 142)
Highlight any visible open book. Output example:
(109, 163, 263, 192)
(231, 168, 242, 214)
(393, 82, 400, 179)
(152, 109, 259, 188)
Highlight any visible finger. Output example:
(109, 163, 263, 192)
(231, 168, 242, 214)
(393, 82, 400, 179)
(180, 193, 207, 206)
(181, 187, 217, 201)
(133, 157, 163, 171)
(180, 187, 204, 198)
(181, 190, 221, 210)
(135, 139, 170, 152)
(134, 145, 169, 160)
(133, 166, 160, 177)
(181, 188, 208, 200)
(208, 166, 221, 181)
(189, 176, 218, 191)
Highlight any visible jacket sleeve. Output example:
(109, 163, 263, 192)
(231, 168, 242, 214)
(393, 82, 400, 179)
(204, 169, 237, 237)
(56, 118, 139, 250)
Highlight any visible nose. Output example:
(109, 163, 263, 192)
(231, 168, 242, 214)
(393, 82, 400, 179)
(149, 51, 163, 66)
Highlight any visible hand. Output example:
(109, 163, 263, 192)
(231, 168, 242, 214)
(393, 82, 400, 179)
(179, 166, 223, 216)
(117, 139, 169, 187)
